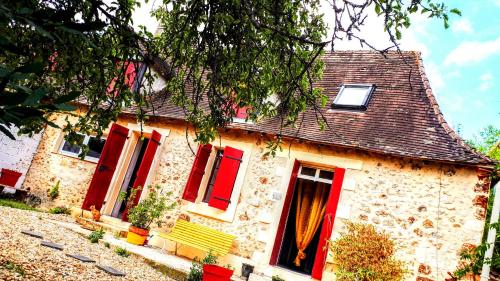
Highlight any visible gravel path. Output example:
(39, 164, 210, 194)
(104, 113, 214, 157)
(0, 206, 171, 280)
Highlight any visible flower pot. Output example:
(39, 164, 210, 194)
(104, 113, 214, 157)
(0, 169, 22, 187)
(203, 264, 234, 281)
(126, 225, 149, 245)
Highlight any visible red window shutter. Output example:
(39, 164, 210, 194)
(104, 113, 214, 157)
(122, 130, 162, 221)
(235, 106, 248, 119)
(82, 123, 129, 211)
(311, 167, 345, 280)
(270, 160, 300, 265)
(182, 144, 213, 202)
(207, 146, 243, 210)
(106, 61, 140, 95)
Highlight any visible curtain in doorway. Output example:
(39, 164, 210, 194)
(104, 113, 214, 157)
(294, 180, 329, 266)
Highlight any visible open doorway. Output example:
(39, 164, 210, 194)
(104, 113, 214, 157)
(111, 137, 150, 219)
(276, 166, 333, 275)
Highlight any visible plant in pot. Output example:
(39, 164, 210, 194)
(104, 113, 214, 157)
(187, 250, 235, 281)
(125, 185, 175, 245)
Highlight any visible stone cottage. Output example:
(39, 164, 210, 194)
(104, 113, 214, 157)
(22, 51, 494, 281)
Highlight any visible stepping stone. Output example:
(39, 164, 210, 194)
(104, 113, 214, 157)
(41, 241, 64, 251)
(96, 265, 126, 276)
(66, 254, 95, 263)
(21, 230, 43, 239)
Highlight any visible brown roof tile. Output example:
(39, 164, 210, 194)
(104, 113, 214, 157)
(140, 51, 492, 166)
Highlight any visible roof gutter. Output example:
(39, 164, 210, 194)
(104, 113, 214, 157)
(480, 180, 500, 281)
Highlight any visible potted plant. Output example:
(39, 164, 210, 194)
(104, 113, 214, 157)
(202, 264, 234, 281)
(126, 185, 175, 245)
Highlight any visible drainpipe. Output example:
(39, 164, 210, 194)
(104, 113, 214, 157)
(480, 181, 499, 281)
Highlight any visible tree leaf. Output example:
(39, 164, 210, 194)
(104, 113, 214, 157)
(15, 61, 44, 74)
(0, 124, 15, 140)
(23, 87, 46, 106)
(450, 8, 462, 16)
(54, 91, 80, 104)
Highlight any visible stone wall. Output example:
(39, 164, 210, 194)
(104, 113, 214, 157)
(23, 113, 489, 280)
(0, 127, 42, 189)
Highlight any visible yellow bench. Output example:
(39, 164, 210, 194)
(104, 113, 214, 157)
(158, 219, 236, 256)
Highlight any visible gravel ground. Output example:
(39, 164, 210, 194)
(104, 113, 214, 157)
(0, 206, 171, 281)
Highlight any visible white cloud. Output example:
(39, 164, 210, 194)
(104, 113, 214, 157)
(451, 18, 473, 34)
(445, 37, 500, 65)
(479, 72, 494, 91)
(494, 0, 500, 6)
(425, 62, 444, 93)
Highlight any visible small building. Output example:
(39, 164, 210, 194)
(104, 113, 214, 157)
(22, 51, 494, 280)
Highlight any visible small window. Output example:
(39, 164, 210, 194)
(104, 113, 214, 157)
(297, 166, 334, 184)
(202, 149, 225, 203)
(59, 134, 106, 162)
(332, 84, 375, 110)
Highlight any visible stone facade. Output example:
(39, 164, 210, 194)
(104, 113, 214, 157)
(22, 113, 489, 281)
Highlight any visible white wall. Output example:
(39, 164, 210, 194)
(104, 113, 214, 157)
(0, 128, 42, 189)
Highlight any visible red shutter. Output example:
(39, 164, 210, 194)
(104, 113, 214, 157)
(122, 130, 162, 221)
(207, 146, 243, 210)
(82, 123, 129, 211)
(182, 144, 213, 202)
(235, 106, 248, 119)
(311, 167, 345, 280)
(106, 61, 138, 95)
(270, 160, 300, 265)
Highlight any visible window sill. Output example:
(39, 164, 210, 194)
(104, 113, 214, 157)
(186, 201, 237, 223)
(55, 151, 100, 164)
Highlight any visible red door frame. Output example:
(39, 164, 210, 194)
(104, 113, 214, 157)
(269, 161, 345, 280)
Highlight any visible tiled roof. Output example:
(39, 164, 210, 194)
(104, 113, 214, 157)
(142, 51, 492, 166)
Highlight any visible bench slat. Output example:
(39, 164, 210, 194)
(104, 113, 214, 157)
(158, 219, 235, 256)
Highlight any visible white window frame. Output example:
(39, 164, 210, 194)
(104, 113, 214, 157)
(59, 134, 106, 163)
(332, 84, 375, 110)
(297, 166, 333, 184)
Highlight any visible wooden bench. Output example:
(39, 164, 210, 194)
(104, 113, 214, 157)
(158, 219, 236, 256)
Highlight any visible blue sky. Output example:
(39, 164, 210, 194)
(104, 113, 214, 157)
(133, 1, 500, 139)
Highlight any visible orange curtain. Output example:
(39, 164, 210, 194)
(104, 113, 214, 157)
(294, 180, 329, 266)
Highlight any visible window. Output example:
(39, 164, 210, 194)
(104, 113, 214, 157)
(59, 134, 106, 162)
(332, 84, 375, 110)
(298, 166, 334, 184)
(182, 144, 243, 211)
(202, 149, 224, 203)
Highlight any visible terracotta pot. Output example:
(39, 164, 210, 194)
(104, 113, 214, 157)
(126, 225, 149, 245)
(202, 264, 234, 281)
(0, 169, 22, 187)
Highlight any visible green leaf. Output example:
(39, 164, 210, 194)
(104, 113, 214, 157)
(23, 87, 46, 106)
(15, 62, 44, 75)
(55, 91, 80, 104)
(450, 8, 462, 16)
(55, 103, 77, 111)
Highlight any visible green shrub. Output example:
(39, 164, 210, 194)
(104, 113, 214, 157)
(48, 206, 71, 214)
(4, 261, 25, 276)
(330, 222, 406, 281)
(88, 229, 105, 243)
(272, 275, 285, 281)
(48, 180, 60, 199)
(187, 250, 218, 281)
(104, 242, 110, 248)
(115, 247, 130, 257)
(127, 185, 176, 230)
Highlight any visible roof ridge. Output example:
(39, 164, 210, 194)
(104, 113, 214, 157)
(323, 50, 418, 54)
(414, 52, 492, 164)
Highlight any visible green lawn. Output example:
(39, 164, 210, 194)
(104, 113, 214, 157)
(0, 198, 40, 211)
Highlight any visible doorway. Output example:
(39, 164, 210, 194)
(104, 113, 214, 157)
(111, 137, 150, 219)
(276, 166, 333, 275)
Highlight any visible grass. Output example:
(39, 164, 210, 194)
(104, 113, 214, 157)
(0, 198, 39, 211)
(115, 247, 130, 257)
(4, 261, 25, 277)
(48, 206, 71, 214)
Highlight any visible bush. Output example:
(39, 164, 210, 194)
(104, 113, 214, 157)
(329, 222, 406, 281)
(104, 242, 110, 248)
(127, 185, 176, 230)
(115, 247, 130, 257)
(272, 275, 285, 281)
(0, 198, 39, 211)
(48, 206, 71, 214)
(48, 180, 60, 199)
(187, 250, 218, 281)
(88, 229, 105, 243)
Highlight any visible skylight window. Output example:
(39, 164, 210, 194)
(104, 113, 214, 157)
(332, 84, 375, 110)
